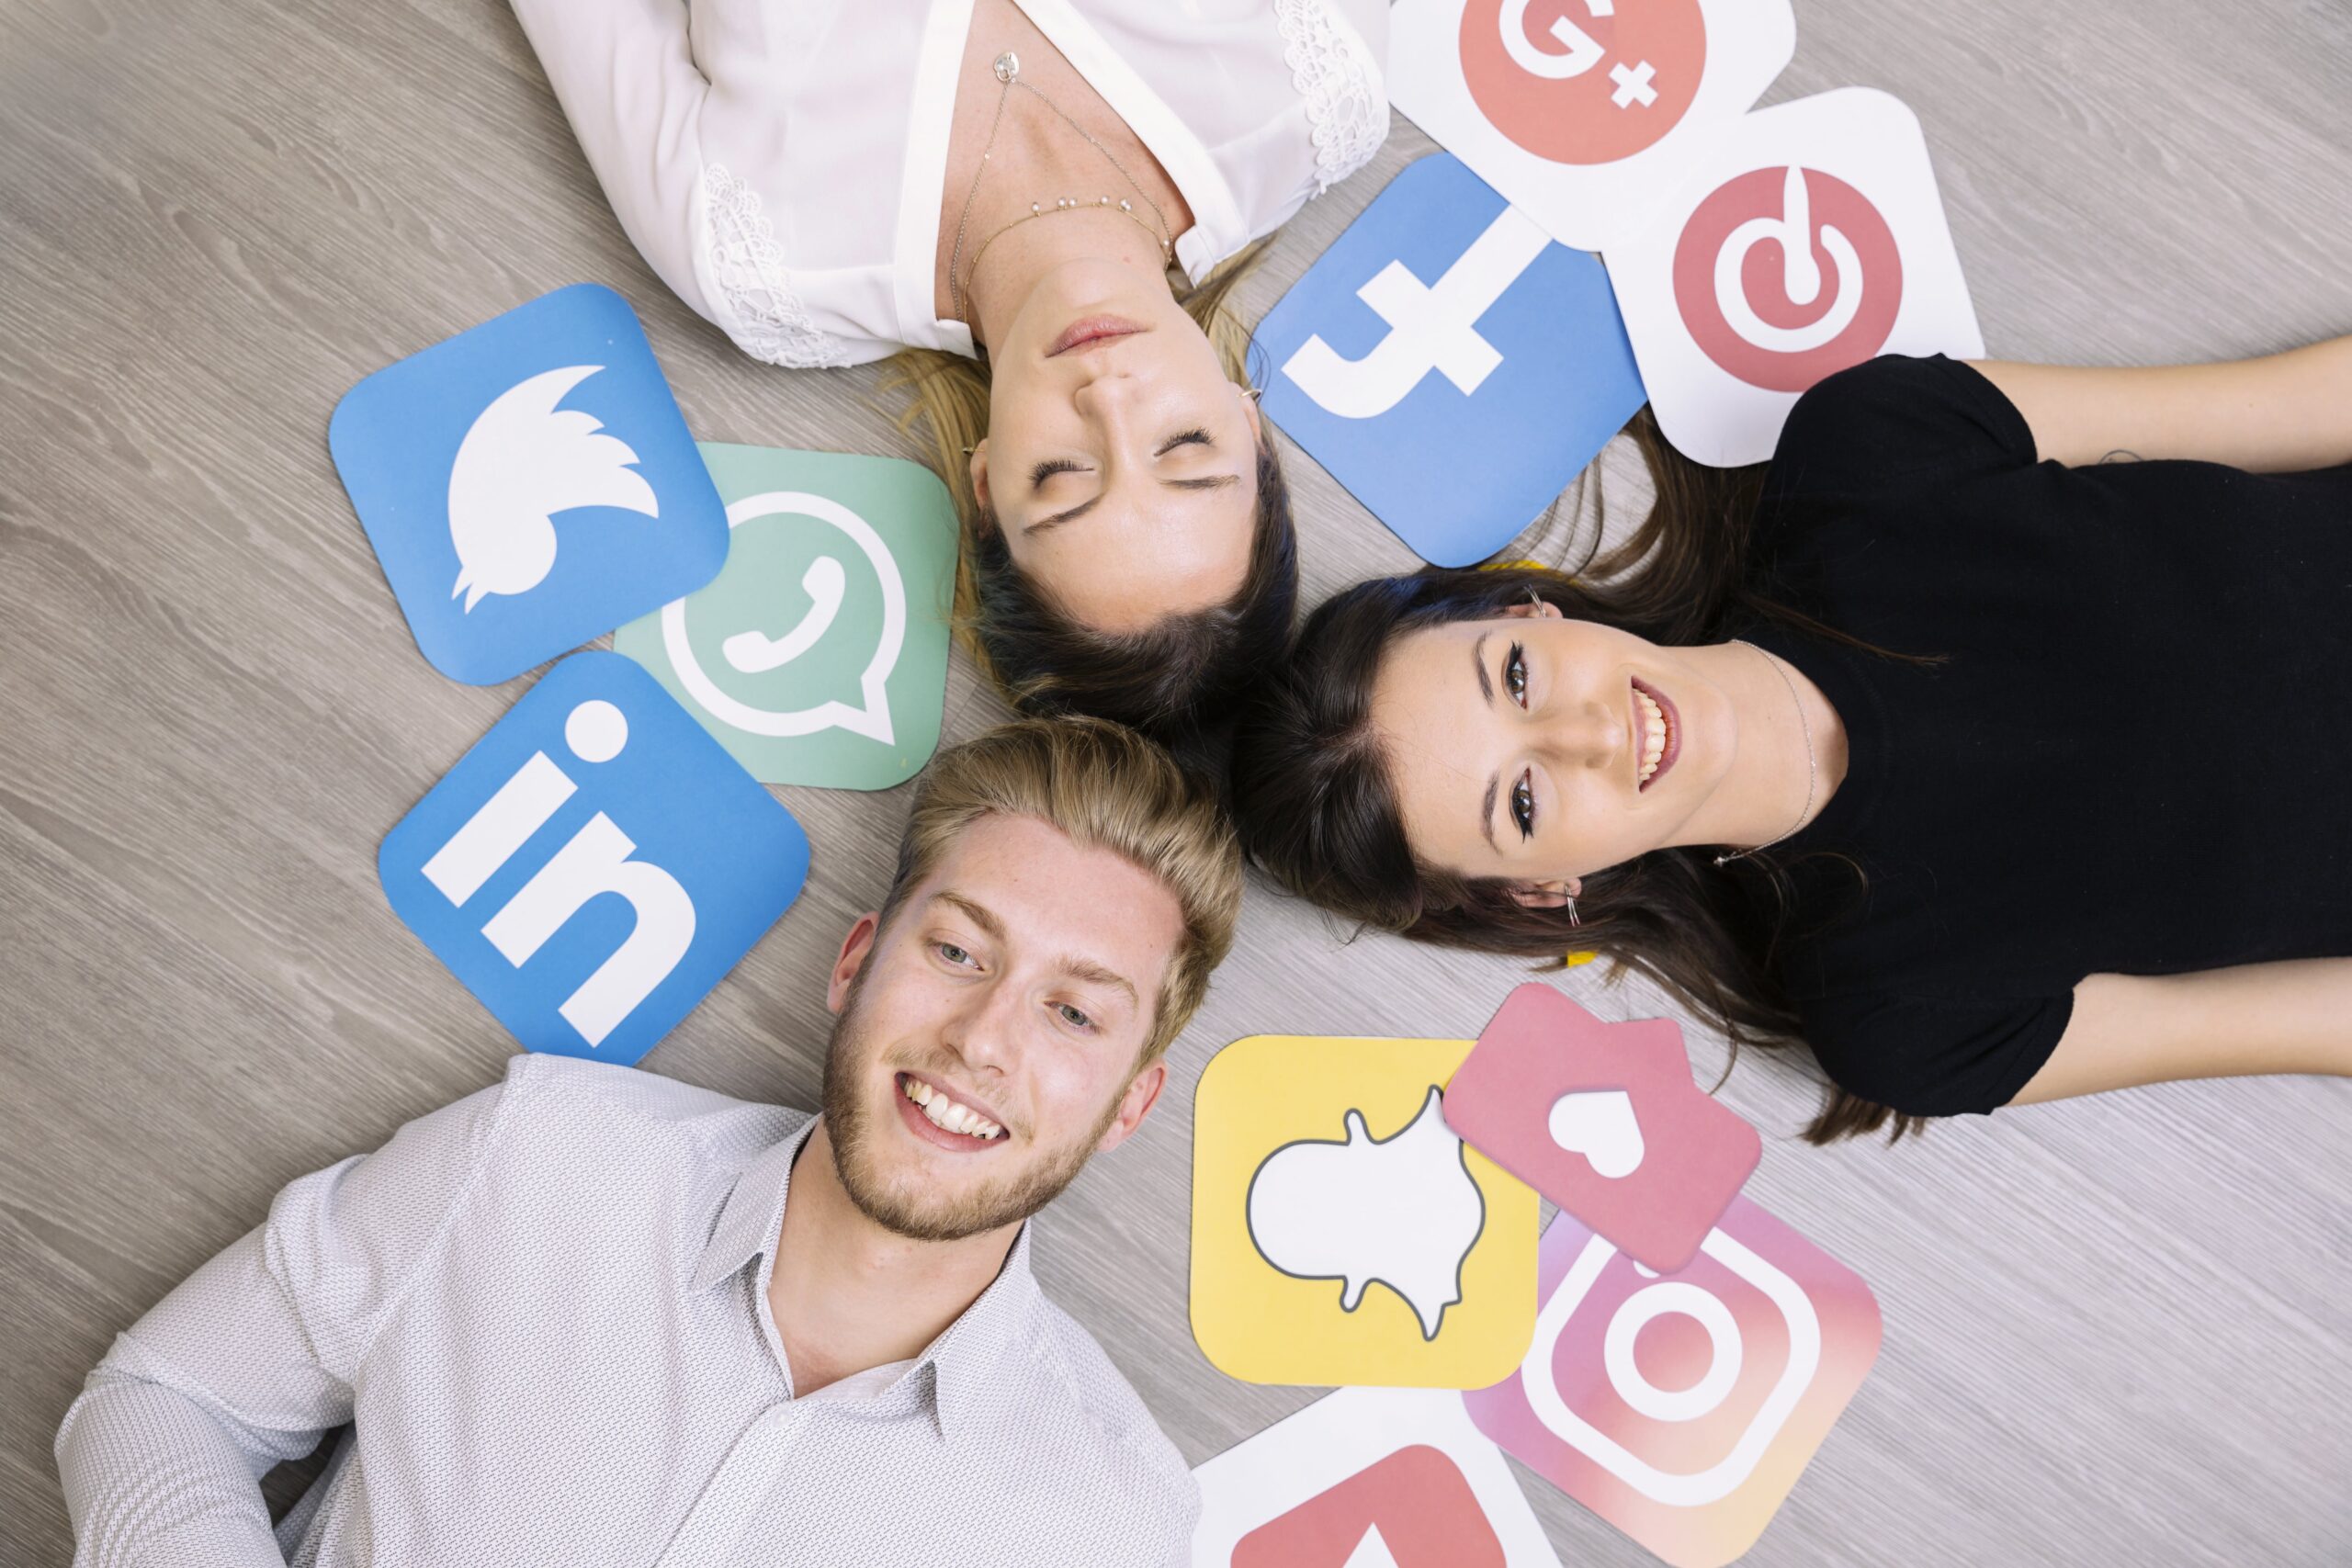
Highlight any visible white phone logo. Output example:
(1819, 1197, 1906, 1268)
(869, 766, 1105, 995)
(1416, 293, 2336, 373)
(1714, 166, 1864, 355)
(1498, 0, 1659, 108)
(662, 491, 907, 744)
(721, 555, 844, 674)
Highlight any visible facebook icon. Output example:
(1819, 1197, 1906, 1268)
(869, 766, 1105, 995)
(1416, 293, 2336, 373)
(1254, 154, 1646, 568)
(380, 651, 808, 1066)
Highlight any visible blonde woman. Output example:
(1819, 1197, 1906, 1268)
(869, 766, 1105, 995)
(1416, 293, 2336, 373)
(507, 0, 1389, 747)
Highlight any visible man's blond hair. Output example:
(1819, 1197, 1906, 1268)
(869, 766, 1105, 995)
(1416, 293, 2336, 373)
(878, 716, 1242, 1063)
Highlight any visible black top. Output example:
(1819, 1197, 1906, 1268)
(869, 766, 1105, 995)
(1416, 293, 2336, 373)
(1734, 354, 2352, 1117)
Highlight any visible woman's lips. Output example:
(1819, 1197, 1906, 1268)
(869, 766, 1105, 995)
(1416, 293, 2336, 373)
(1631, 676, 1681, 792)
(1046, 314, 1147, 357)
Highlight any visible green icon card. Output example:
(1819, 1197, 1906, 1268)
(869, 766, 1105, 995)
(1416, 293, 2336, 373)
(616, 444, 960, 790)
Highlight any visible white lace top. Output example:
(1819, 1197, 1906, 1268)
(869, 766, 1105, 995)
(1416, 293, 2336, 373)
(510, 0, 1390, 369)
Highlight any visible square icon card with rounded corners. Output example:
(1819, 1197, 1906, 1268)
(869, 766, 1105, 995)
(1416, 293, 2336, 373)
(1389, 0, 1795, 252)
(1192, 1033, 1538, 1388)
(1193, 1387, 1562, 1567)
(1254, 153, 1646, 568)
(379, 651, 809, 1066)
(614, 445, 959, 789)
(330, 283, 728, 685)
(1606, 88, 1985, 467)
(1444, 983, 1759, 1273)
(1463, 1200, 1883, 1568)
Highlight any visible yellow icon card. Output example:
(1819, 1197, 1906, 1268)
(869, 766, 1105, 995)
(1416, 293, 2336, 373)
(1190, 1033, 1539, 1388)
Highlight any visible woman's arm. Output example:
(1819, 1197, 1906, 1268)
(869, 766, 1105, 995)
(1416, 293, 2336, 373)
(2011, 960, 2352, 1106)
(506, 0, 717, 325)
(1971, 333, 2352, 471)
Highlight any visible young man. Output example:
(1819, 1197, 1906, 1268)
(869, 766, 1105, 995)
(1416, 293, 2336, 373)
(56, 716, 1240, 1567)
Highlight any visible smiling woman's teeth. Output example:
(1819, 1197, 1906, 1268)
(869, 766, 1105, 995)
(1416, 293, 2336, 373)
(902, 1076, 1003, 1140)
(1635, 688, 1668, 784)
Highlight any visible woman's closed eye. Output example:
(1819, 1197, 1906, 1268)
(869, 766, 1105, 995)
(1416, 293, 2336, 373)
(1156, 427, 1212, 457)
(1028, 457, 1086, 489)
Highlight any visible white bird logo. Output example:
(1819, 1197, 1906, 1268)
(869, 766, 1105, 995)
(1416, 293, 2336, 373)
(447, 365, 661, 612)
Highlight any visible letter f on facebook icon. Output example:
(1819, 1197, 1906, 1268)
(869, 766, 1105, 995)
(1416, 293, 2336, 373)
(1254, 154, 1646, 568)
(1281, 208, 1550, 418)
(380, 652, 809, 1066)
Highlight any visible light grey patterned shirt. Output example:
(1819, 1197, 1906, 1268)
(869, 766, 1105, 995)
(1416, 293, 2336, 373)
(55, 1053, 1197, 1566)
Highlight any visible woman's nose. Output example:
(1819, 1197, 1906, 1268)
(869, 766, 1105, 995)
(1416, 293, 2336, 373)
(1536, 701, 1621, 770)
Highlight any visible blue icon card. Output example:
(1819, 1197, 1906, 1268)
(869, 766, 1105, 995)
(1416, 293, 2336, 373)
(1253, 155, 1647, 568)
(379, 651, 808, 1066)
(332, 284, 729, 684)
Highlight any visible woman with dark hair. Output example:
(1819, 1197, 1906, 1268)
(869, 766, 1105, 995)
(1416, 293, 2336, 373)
(506, 0, 1382, 741)
(1232, 346, 2352, 1142)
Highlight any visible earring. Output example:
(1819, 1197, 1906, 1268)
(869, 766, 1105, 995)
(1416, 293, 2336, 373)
(961, 446, 975, 456)
(1243, 386, 1263, 401)
(1564, 897, 1580, 928)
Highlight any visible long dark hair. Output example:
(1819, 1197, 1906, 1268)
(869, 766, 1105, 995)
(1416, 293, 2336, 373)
(972, 435, 1295, 773)
(1230, 412, 1923, 1145)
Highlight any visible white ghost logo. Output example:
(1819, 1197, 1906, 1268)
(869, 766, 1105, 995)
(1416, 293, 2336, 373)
(447, 365, 661, 612)
(1246, 1086, 1487, 1340)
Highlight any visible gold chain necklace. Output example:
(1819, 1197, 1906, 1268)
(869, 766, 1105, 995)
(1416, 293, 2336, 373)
(1713, 639, 1818, 866)
(946, 51, 1175, 331)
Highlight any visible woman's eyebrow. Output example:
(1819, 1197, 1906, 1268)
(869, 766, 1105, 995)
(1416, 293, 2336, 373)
(1473, 632, 1494, 705)
(1025, 494, 1102, 535)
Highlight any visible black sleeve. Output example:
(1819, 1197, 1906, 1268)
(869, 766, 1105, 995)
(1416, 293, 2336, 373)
(1801, 986, 2075, 1118)
(1763, 355, 2039, 505)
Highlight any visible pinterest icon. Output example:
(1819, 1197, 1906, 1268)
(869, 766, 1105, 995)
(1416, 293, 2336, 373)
(1608, 89, 1985, 466)
(1672, 164, 1904, 391)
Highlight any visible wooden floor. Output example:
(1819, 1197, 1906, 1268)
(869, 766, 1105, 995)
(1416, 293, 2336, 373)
(5, 1, 2349, 1562)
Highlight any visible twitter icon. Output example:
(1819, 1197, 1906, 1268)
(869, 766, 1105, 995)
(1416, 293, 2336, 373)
(333, 284, 727, 685)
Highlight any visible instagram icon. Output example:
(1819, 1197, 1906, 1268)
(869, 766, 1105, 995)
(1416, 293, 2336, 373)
(1463, 1196, 1881, 1567)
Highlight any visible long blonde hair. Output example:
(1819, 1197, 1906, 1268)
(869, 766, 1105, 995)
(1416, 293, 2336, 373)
(877, 246, 1296, 754)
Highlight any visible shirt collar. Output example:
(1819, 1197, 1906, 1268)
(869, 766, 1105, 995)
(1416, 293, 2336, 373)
(690, 1115, 1043, 1438)
(691, 1116, 820, 1293)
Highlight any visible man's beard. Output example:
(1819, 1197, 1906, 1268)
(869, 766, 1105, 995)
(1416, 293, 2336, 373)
(820, 970, 1124, 1243)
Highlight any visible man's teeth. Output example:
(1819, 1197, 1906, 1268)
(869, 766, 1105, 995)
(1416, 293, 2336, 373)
(1635, 687, 1668, 784)
(902, 1077, 1002, 1140)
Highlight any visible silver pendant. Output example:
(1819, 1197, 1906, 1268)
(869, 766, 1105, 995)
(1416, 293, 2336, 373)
(992, 51, 1020, 84)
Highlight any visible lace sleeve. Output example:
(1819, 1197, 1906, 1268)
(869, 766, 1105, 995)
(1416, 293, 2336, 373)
(699, 164, 855, 370)
(1275, 0, 1390, 196)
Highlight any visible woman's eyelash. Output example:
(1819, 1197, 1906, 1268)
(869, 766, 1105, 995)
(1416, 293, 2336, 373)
(1158, 427, 1211, 454)
(1504, 642, 1529, 707)
(1029, 457, 1084, 487)
(1511, 769, 1535, 840)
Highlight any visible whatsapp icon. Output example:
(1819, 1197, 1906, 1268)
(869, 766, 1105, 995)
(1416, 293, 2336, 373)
(616, 444, 959, 790)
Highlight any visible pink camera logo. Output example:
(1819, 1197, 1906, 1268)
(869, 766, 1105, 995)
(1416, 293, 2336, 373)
(1463, 1196, 1881, 1568)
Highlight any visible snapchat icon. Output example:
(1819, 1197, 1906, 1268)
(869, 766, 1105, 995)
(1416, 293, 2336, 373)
(1191, 1034, 1539, 1388)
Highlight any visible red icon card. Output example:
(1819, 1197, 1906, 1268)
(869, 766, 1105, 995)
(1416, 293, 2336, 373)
(1443, 984, 1759, 1273)
(1232, 1442, 1504, 1568)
